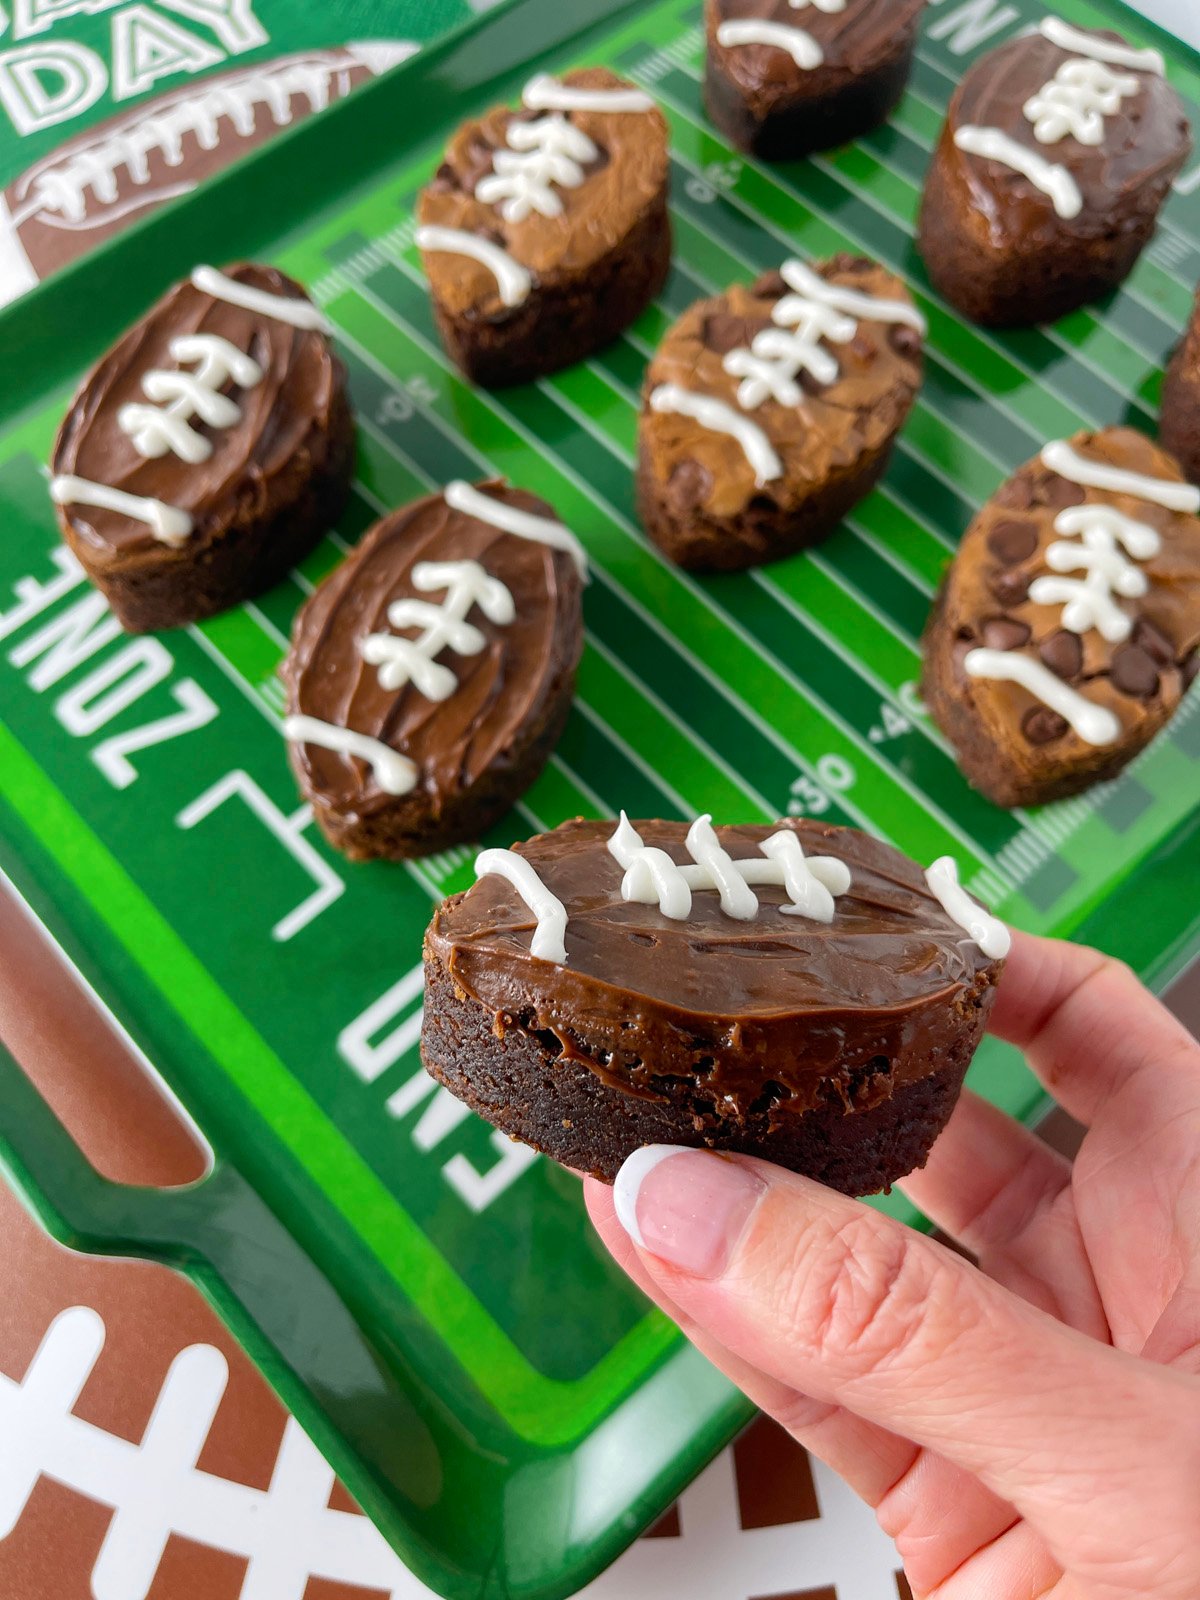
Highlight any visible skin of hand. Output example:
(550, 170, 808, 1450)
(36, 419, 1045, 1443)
(584, 930, 1200, 1600)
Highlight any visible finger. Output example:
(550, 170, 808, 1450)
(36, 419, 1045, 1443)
(898, 1091, 1108, 1336)
(587, 1176, 1024, 1596)
(586, 1175, 914, 1504)
(610, 1144, 1200, 1576)
(923, 1518, 1064, 1600)
(899, 1088, 1071, 1252)
(988, 931, 1200, 1129)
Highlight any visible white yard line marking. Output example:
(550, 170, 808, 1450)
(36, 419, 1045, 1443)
(583, 627, 778, 819)
(241, 599, 290, 652)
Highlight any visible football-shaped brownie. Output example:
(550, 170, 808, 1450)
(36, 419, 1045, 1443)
(637, 254, 925, 570)
(416, 68, 670, 387)
(0, 46, 412, 308)
(422, 815, 1008, 1191)
(705, 0, 926, 159)
(50, 261, 353, 633)
(922, 427, 1200, 808)
(282, 480, 586, 861)
(918, 18, 1190, 327)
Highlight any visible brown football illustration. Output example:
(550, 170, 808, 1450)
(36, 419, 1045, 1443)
(0, 43, 414, 306)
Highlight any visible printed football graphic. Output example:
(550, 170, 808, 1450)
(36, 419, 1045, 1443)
(0, 42, 415, 306)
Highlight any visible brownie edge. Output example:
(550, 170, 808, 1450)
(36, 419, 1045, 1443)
(420, 941, 992, 1192)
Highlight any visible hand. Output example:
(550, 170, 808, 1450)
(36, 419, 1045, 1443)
(585, 931, 1200, 1599)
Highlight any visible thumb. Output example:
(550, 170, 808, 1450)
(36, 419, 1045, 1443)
(605, 1147, 1200, 1578)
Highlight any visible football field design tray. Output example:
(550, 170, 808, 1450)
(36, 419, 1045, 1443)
(2, 0, 1200, 1596)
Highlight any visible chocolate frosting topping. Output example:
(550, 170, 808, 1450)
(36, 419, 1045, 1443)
(283, 483, 583, 823)
(641, 255, 923, 519)
(51, 263, 341, 574)
(418, 68, 668, 320)
(708, 0, 926, 97)
(943, 428, 1200, 752)
(428, 817, 1000, 1117)
(943, 25, 1190, 243)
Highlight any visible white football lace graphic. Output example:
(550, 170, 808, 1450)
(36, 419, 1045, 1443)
(0, 43, 415, 307)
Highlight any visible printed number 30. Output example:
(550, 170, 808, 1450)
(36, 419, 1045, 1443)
(787, 755, 855, 816)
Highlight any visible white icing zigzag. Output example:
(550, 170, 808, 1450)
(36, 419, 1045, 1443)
(649, 383, 782, 485)
(361, 560, 515, 701)
(475, 114, 599, 224)
(118, 333, 262, 464)
(924, 857, 1010, 958)
(724, 257, 925, 410)
(607, 812, 851, 924)
(652, 259, 923, 482)
(50, 474, 193, 547)
(1028, 503, 1159, 643)
(1039, 15, 1164, 76)
(1024, 59, 1140, 147)
(953, 126, 1083, 219)
(191, 265, 332, 332)
(282, 715, 418, 795)
(521, 73, 654, 115)
(470, 821, 1006, 970)
(716, 0, 847, 71)
(474, 848, 569, 963)
(415, 225, 532, 308)
(716, 19, 824, 70)
(444, 480, 589, 576)
(1040, 440, 1200, 512)
(964, 647, 1121, 745)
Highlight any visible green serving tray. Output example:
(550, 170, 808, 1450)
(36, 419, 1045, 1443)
(2, 0, 1200, 1595)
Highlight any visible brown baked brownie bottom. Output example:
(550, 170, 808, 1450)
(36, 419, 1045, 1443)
(1161, 337, 1200, 488)
(705, 34, 917, 161)
(636, 433, 895, 572)
(421, 951, 974, 1194)
(89, 386, 355, 634)
(306, 662, 577, 862)
(917, 152, 1157, 328)
(430, 199, 671, 389)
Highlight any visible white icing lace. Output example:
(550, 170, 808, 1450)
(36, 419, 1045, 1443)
(118, 334, 262, 464)
(1028, 503, 1160, 643)
(722, 258, 925, 410)
(1023, 58, 1140, 146)
(360, 560, 515, 702)
(606, 812, 851, 924)
(474, 114, 598, 224)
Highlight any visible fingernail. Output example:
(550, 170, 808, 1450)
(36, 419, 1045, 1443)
(613, 1145, 767, 1278)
